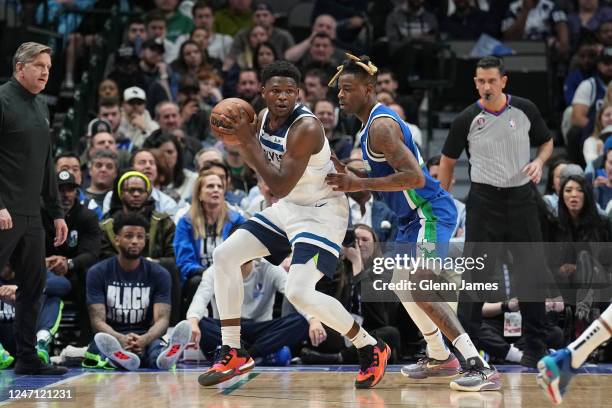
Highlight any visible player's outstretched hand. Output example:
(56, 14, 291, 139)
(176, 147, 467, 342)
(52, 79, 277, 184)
(325, 172, 363, 192)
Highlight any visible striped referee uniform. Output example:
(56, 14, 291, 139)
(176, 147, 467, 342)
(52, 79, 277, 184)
(442, 94, 552, 364)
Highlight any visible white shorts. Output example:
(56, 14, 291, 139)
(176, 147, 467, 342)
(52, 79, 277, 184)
(240, 195, 349, 277)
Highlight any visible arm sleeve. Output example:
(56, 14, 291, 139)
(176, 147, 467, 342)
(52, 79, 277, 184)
(41, 141, 63, 219)
(152, 263, 172, 305)
(72, 208, 102, 272)
(173, 217, 204, 284)
(515, 97, 551, 146)
(442, 108, 474, 159)
(86, 264, 106, 305)
(186, 265, 215, 320)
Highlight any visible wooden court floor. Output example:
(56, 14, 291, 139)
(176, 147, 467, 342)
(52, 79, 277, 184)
(1, 366, 611, 408)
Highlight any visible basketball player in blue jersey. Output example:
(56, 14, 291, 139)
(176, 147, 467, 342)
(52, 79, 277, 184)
(326, 54, 501, 392)
(197, 61, 390, 388)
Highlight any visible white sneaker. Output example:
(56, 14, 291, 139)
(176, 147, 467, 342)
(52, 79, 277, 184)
(94, 333, 140, 371)
(156, 321, 193, 370)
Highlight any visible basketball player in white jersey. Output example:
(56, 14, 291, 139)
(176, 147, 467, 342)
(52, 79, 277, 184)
(197, 61, 390, 388)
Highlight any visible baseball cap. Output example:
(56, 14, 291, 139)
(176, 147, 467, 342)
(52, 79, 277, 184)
(142, 38, 165, 54)
(599, 47, 612, 63)
(57, 170, 79, 188)
(86, 118, 113, 137)
(124, 86, 147, 102)
(254, 1, 273, 12)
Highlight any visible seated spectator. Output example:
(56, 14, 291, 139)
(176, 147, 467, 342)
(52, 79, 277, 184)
(244, 173, 278, 216)
(542, 155, 571, 215)
(104, 18, 147, 78)
(171, 40, 218, 86)
(547, 170, 612, 334)
(479, 297, 565, 364)
(174, 78, 214, 145)
(229, 24, 270, 70)
(97, 79, 121, 105)
(345, 161, 398, 243)
(285, 14, 341, 64)
(119, 87, 160, 149)
(186, 257, 309, 364)
(136, 38, 173, 111)
(313, 99, 353, 160)
(569, 47, 612, 165)
(594, 146, 612, 211)
(225, 144, 258, 194)
(426, 155, 465, 239)
(599, 18, 612, 47)
(194, 147, 224, 171)
(585, 102, 612, 166)
(154, 102, 203, 166)
(153, 0, 194, 44)
(174, 172, 246, 307)
(214, 0, 253, 36)
(230, 2, 294, 65)
(299, 224, 400, 364)
(144, 133, 198, 201)
(233, 69, 263, 109)
(311, 0, 368, 44)
(200, 160, 247, 208)
(85, 150, 118, 210)
(55, 152, 102, 218)
(440, 0, 496, 40)
(296, 33, 341, 77)
(84, 212, 192, 370)
(567, 0, 612, 47)
(386, 0, 439, 56)
(101, 171, 182, 325)
(502, 0, 570, 59)
(304, 69, 330, 108)
(564, 38, 600, 107)
(0, 263, 71, 368)
(42, 171, 101, 345)
(191, 0, 234, 61)
(376, 68, 418, 124)
(387, 103, 423, 149)
(85, 124, 131, 172)
(253, 41, 278, 73)
(197, 70, 224, 111)
(97, 98, 122, 143)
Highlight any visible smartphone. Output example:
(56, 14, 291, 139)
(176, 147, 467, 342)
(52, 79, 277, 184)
(342, 228, 355, 247)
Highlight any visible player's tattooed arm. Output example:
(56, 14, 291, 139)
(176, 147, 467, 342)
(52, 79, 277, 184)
(88, 304, 130, 346)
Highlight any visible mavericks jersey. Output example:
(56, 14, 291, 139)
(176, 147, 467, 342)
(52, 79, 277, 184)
(359, 103, 457, 227)
(258, 104, 342, 205)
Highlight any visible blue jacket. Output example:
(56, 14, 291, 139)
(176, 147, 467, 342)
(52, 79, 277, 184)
(174, 209, 246, 284)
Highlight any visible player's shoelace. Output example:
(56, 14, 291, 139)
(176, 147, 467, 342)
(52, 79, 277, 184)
(358, 346, 379, 373)
(214, 350, 234, 368)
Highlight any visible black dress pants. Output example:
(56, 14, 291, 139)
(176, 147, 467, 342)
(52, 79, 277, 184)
(0, 214, 46, 360)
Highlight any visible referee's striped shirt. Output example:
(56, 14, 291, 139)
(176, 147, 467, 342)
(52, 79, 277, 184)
(442, 95, 551, 188)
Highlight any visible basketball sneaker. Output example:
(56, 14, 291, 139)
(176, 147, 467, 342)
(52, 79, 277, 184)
(198, 345, 255, 386)
(36, 339, 50, 364)
(401, 352, 461, 379)
(355, 339, 391, 389)
(536, 348, 576, 405)
(94, 333, 141, 371)
(0, 343, 14, 370)
(156, 320, 192, 370)
(449, 357, 501, 391)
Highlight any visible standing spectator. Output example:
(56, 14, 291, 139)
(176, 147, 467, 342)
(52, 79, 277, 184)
(230, 2, 294, 63)
(191, 1, 234, 61)
(439, 56, 554, 368)
(0, 42, 68, 375)
(214, 0, 253, 37)
(502, 0, 570, 59)
(119, 87, 160, 148)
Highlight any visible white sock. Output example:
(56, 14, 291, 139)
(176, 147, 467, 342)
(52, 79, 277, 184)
(424, 328, 450, 361)
(221, 326, 241, 349)
(36, 330, 51, 344)
(402, 302, 449, 360)
(505, 344, 523, 363)
(568, 304, 612, 369)
(350, 326, 377, 349)
(452, 333, 490, 368)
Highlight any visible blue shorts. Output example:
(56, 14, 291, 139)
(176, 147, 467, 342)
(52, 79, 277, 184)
(396, 217, 456, 260)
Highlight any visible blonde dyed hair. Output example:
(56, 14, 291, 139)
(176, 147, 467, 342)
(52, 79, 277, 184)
(190, 171, 228, 239)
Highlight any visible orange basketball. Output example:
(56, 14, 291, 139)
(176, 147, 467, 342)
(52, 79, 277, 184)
(209, 98, 256, 145)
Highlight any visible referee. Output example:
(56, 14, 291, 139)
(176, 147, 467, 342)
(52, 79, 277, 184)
(0, 42, 68, 374)
(438, 56, 554, 367)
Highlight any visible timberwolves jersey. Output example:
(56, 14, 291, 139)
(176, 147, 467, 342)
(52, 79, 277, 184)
(359, 103, 457, 228)
(258, 104, 342, 205)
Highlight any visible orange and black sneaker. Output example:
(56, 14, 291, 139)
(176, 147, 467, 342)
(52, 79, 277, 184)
(355, 339, 391, 389)
(198, 345, 255, 386)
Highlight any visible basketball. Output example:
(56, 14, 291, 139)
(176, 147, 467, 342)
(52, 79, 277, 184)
(209, 98, 256, 145)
